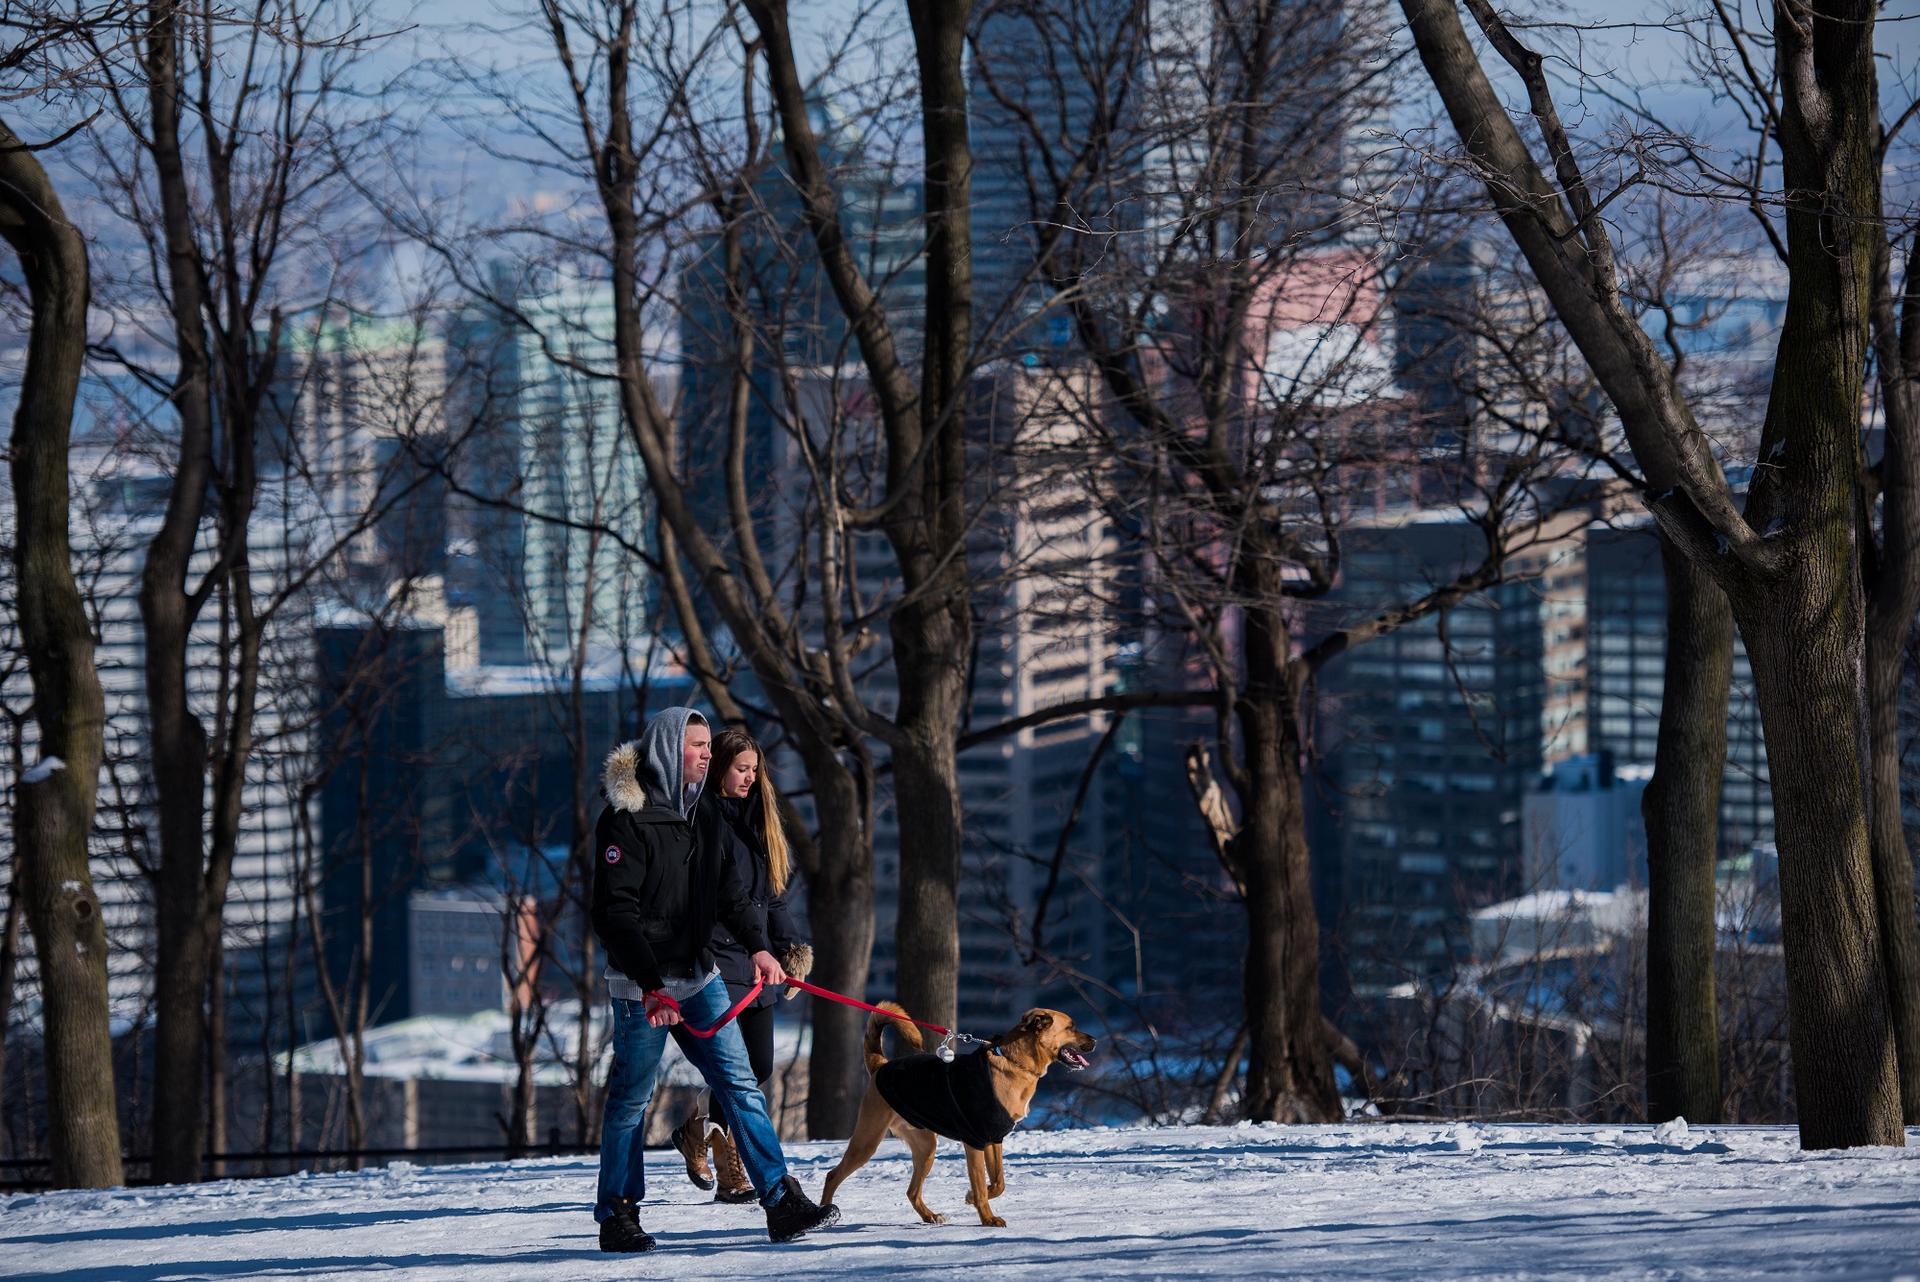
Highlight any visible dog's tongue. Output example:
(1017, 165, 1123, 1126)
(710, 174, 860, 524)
(1060, 1049, 1090, 1070)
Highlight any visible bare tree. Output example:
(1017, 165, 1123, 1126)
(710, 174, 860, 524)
(1402, 208, 1738, 1125)
(405, 0, 986, 1134)
(0, 6, 130, 1187)
(1401, 0, 1903, 1147)
(70, 0, 409, 1179)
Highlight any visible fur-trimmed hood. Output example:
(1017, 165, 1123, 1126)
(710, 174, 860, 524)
(601, 741, 650, 814)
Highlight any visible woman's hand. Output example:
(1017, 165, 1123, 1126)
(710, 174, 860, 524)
(751, 950, 788, 987)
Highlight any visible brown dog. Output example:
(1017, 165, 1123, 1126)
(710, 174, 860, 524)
(819, 1002, 1095, 1227)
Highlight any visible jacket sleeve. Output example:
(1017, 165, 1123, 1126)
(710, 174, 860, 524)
(766, 883, 805, 955)
(591, 811, 665, 991)
(714, 825, 773, 959)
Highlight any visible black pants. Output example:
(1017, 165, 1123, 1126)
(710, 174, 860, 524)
(693, 988, 775, 1134)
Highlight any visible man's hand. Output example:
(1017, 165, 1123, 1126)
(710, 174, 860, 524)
(644, 991, 682, 1028)
(751, 950, 788, 987)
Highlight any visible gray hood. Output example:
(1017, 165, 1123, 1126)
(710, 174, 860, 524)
(603, 706, 705, 818)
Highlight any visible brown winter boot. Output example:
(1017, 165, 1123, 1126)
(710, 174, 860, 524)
(672, 1112, 716, 1191)
(710, 1126, 757, 1204)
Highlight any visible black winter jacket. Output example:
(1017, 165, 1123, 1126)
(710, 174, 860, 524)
(698, 793, 806, 1006)
(591, 742, 770, 993)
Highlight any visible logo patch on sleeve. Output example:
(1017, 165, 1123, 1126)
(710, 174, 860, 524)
(604, 845, 623, 865)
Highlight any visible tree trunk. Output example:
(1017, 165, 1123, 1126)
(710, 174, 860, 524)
(510, 1050, 536, 1152)
(1238, 598, 1339, 1123)
(202, 595, 262, 1180)
(1866, 206, 1920, 1126)
(797, 763, 877, 1137)
(0, 866, 19, 1127)
(1732, 0, 1902, 1147)
(1642, 537, 1729, 1122)
(142, 0, 219, 1185)
(1735, 572, 1901, 1145)
(879, 0, 974, 1034)
(1865, 611, 1920, 1123)
(888, 638, 968, 1030)
(0, 113, 124, 1188)
(206, 928, 227, 1176)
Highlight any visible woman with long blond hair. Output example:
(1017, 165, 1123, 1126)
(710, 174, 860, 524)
(669, 727, 812, 1204)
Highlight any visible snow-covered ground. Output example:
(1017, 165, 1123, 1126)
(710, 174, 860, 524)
(3, 1123, 1917, 1281)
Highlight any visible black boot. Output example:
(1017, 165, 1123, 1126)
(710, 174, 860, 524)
(598, 1200, 657, 1253)
(765, 1174, 840, 1243)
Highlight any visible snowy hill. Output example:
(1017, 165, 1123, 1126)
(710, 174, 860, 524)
(3, 1123, 1917, 1281)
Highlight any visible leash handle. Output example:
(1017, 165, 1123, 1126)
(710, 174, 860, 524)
(646, 979, 764, 1038)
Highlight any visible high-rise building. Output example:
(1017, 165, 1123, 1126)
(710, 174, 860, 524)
(1584, 519, 1772, 857)
(1521, 752, 1651, 891)
(447, 270, 653, 668)
(263, 310, 452, 585)
(967, 0, 1145, 351)
(311, 614, 687, 1025)
(1, 444, 314, 1033)
(1309, 507, 1590, 1005)
(949, 366, 1125, 1027)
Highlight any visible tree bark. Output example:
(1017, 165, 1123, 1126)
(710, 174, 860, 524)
(1642, 537, 1729, 1123)
(206, 928, 227, 1176)
(1864, 622, 1920, 1123)
(1237, 596, 1340, 1122)
(749, 0, 978, 1031)
(1866, 214, 1920, 1125)
(141, 0, 219, 1184)
(887, 653, 969, 1030)
(0, 865, 19, 1128)
(1730, 0, 1900, 1147)
(1736, 577, 1899, 1146)
(0, 113, 124, 1188)
(788, 749, 876, 1137)
(885, 0, 974, 1031)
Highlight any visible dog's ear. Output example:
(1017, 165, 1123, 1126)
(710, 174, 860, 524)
(1019, 1010, 1055, 1036)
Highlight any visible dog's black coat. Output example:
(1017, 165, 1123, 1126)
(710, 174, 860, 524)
(873, 1048, 1018, 1150)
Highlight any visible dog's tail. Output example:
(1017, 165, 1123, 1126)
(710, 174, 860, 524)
(864, 1001, 922, 1072)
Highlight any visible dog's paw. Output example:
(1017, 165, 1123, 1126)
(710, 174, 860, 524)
(918, 1211, 947, 1225)
(981, 1214, 1007, 1228)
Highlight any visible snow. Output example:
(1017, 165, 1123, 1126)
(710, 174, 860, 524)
(1653, 1116, 1691, 1147)
(2, 1124, 1916, 1281)
(19, 756, 65, 784)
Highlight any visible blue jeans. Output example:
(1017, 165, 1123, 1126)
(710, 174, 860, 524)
(596, 979, 791, 1219)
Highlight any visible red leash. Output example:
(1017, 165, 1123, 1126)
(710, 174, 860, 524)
(648, 976, 958, 1040)
(785, 977, 956, 1038)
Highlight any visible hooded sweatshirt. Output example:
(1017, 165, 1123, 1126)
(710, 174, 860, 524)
(591, 708, 770, 1003)
(642, 704, 703, 818)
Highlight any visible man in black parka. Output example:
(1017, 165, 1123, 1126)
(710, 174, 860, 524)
(590, 706, 838, 1251)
